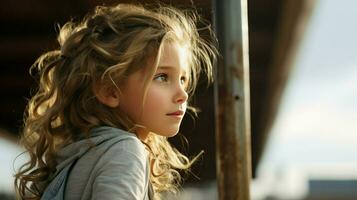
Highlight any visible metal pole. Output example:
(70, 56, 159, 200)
(213, 0, 252, 199)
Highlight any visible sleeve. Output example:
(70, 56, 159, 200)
(92, 138, 148, 200)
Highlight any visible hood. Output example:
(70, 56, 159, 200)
(54, 126, 137, 174)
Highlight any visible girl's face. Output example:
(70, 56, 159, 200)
(118, 42, 189, 140)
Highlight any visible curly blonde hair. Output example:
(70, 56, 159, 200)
(14, 3, 217, 200)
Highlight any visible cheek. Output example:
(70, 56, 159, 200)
(119, 88, 144, 122)
(119, 97, 139, 121)
(143, 87, 166, 113)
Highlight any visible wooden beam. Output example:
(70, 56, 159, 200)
(254, 0, 316, 172)
(213, 0, 252, 199)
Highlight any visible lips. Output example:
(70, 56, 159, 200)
(167, 110, 184, 116)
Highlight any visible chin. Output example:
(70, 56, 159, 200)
(155, 128, 180, 137)
(166, 131, 179, 138)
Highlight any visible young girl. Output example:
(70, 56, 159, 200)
(14, 3, 217, 200)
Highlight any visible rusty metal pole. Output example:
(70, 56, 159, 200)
(213, 0, 252, 199)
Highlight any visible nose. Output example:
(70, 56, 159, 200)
(174, 84, 188, 104)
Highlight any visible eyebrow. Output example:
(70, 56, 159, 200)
(157, 65, 187, 75)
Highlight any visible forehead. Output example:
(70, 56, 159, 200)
(157, 42, 189, 74)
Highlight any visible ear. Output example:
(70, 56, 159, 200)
(93, 84, 120, 108)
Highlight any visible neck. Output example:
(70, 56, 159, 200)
(135, 127, 150, 142)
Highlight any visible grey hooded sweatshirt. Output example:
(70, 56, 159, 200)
(41, 126, 154, 200)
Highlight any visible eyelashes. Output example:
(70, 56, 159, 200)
(154, 73, 168, 82)
(180, 76, 187, 85)
(154, 73, 188, 85)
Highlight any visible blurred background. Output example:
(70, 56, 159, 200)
(1, 0, 356, 199)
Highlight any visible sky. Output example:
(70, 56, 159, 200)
(0, 136, 24, 193)
(258, 0, 357, 178)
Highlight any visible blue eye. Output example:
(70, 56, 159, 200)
(154, 73, 168, 82)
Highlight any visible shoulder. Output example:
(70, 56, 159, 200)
(102, 128, 147, 160)
(91, 126, 148, 160)
(90, 129, 150, 199)
(104, 135, 147, 165)
(64, 127, 150, 199)
(92, 127, 148, 172)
